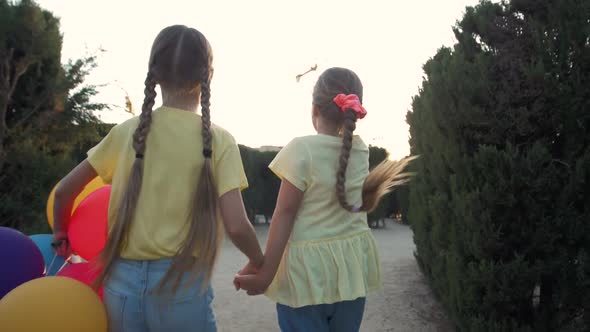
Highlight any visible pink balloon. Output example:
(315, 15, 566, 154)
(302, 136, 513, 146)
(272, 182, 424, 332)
(68, 186, 110, 261)
(57, 262, 103, 300)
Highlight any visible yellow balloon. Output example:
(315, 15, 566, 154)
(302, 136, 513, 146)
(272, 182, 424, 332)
(0, 276, 107, 331)
(46, 177, 106, 229)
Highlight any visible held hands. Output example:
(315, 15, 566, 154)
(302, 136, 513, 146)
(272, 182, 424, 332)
(234, 259, 273, 296)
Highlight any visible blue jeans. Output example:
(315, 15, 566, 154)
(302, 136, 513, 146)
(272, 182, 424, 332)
(104, 258, 216, 332)
(277, 297, 366, 332)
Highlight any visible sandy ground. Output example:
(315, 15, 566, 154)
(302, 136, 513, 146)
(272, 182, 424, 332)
(211, 220, 454, 332)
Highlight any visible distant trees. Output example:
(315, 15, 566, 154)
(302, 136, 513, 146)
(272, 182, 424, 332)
(0, 0, 107, 233)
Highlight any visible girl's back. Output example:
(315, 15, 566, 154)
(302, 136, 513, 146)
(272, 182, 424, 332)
(265, 133, 381, 309)
(89, 106, 246, 260)
(271, 134, 370, 242)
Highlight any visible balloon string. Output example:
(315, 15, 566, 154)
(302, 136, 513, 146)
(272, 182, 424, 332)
(46, 253, 58, 275)
(55, 256, 73, 274)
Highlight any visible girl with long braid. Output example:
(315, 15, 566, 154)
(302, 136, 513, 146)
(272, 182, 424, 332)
(235, 67, 415, 332)
(52, 25, 263, 331)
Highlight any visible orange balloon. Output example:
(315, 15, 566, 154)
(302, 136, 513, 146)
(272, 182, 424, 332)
(46, 177, 106, 229)
(0, 276, 107, 331)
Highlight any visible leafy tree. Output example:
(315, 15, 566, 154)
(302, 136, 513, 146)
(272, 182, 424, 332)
(407, 0, 590, 330)
(239, 146, 281, 221)
(0, 0, 62, 172)
(367, 146, 391, 223)
(0, 0, 107, 233)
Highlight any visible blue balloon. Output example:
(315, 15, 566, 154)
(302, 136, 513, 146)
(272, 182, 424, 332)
(29, 234, 66, 276)
(0, 227, 45, 298)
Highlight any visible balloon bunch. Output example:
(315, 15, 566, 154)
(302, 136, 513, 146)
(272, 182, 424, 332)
(0, 177, 110, 331)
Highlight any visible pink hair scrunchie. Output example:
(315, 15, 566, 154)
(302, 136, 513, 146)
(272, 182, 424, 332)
(333, 94, 367, 119)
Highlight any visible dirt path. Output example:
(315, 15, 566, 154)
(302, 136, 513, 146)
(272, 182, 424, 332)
(211, 221, 454, 332)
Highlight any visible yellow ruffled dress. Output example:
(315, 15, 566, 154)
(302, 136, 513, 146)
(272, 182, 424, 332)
(264, 135, 381, 308)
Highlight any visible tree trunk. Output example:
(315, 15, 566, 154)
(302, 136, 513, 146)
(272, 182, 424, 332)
(0, 50, 33, 174)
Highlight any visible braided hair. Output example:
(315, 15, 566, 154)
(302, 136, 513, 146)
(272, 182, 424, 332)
(312, 68, 415, 213)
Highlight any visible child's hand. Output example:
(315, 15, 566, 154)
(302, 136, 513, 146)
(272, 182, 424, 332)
(233, 271, 272, 296)
(234, 259, 263, 290)
(52, 230, 72, 257)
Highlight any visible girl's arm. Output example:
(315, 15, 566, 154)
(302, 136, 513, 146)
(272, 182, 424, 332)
(53, 160, 98, 256)
(234, 179, 304, 293)
(219, 189, 264, 268)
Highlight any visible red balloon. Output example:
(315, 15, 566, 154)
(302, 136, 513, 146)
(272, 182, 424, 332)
(57, 262, 103, 300)
(68, 186, 110, 261)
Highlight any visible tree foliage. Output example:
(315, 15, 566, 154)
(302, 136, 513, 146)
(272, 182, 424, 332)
(0, 0, 108, 234)
(407, 0, 590, 330)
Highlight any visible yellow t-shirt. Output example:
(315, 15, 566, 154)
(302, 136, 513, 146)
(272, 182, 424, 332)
(87, 106, 248, 260)
(265, 134, 381, 308)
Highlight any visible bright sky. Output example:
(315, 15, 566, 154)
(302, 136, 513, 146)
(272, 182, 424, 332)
(36, 0, 478, 159)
